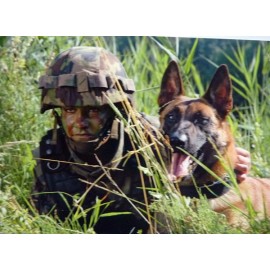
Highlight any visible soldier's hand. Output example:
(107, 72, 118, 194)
(235, 147, 251, 183)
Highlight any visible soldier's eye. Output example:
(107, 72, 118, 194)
(64, 107, 76, 113)
(88, 108, 99, 113)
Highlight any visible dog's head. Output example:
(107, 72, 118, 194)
(158, 61, 234, 183)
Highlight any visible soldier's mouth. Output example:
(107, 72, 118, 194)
(73, 133, 97, 141)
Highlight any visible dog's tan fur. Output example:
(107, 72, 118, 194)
(210, 177, 270, 226)
(158, 61, 270, 227)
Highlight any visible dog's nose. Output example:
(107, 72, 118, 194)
(170, 133, 188, 150)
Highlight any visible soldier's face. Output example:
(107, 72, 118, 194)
(61, 106, 114, 142)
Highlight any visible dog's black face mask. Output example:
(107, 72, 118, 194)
(164, 106, 209, 154)
(163, 100, 217, 179)
(162, 101, 222, 182)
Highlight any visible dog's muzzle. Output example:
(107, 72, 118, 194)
(170, 133, 188, 152)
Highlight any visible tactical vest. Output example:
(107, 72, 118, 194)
(32, 114, 170, 233)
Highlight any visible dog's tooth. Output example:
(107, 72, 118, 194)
(168, 174, 177, 182)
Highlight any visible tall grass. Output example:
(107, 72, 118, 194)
(222, 42, 270, 177)
(0, 36, 270, 233)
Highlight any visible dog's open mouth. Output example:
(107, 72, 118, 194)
(169, 152, 196, 182)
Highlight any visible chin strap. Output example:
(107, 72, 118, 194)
(51, 110, 62, 145)
(67, 118, 125, 180)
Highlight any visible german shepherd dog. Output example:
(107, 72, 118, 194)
(158, 60, 270, 227)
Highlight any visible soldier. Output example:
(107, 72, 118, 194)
(32, 46, 251, 234)
(32, 46, 170, 234)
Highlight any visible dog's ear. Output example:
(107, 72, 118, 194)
(203, 64, 233, 119)
(158, 60, 185, 108)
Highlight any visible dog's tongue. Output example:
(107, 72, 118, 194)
(170, 152, 190, 181)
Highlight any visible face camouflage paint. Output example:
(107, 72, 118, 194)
(61, 105, 114, 142)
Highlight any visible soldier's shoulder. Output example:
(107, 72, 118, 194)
(38, 128, 68, 158)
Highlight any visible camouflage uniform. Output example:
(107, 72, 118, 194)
(32, 47, 170, 234)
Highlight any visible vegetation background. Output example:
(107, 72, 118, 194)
(0, 36, 270, 233)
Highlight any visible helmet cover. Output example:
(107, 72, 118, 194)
(39, 46, 135, 113)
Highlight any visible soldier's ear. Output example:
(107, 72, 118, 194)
(158, 60, 185, 108)
(203, 64, 233, 119)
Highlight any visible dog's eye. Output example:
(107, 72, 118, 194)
(201, 118, 209, 125)
(167, 113, 176, 123)
(194, 114, 209, 126)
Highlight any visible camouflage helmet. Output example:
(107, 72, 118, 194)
(39, 46, 136, 113)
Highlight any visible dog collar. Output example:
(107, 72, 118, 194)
(179, 177, 231, 199)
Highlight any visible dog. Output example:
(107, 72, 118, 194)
(158, 60, 270, 227)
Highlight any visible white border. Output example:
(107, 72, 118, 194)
(1, 0, 269, 38)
